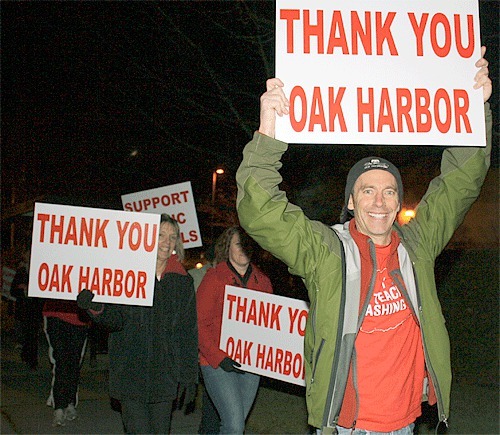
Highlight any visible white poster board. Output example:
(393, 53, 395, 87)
(220, 286, 309, 386)
(275, 0, 485, 146)
(28, 203, 159, 307)
(121, 181, 202, 249)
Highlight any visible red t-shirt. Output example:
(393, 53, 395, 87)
(353, 244, 425, 431)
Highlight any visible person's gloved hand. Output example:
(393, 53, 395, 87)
(77, 289, 102, 311)
(219, 357, 244, 374)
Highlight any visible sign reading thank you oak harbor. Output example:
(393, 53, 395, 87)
(275, 0, 485, 146)
(28, 203, 159, 307)
(220, 286, 309, 386)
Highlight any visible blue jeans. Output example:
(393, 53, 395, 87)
(326, 423, 415, 434)
(201, 365, 260, 434)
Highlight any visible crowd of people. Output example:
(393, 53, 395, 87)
(3, 45, 493, 435)
(5, 222, 272, 434)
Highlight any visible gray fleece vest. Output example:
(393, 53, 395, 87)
(325, 223, 420, 428)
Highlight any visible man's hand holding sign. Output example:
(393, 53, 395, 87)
(473, 46, 492, 100)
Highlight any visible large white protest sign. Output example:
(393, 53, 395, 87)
(121, 181, 202, 249)
(28, 203, 159, 307)
(220, 286, 309, 386)
(275, 0, 485, 146)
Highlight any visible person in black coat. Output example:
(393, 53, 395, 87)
(78, 214, 198, 434)
(10, 246, 44, 370)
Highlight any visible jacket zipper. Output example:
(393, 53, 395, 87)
(321, 233, 347, 428)
(325, 238, 379, 429)
(410, 260, 447, 425)
(390, 248, 448, 426)
(347, 241, 378, 429)
(308, 284, 318, 385)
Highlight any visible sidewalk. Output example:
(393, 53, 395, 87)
(1, 332, 206, 434)
(1, 304, 497, 434)
(0, 322, 310, 434)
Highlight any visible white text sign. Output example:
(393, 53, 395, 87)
(28, 203, 159, 306)
(275, 0, 485, 146)
(121, 181, 202, 249)
(220, 286, 309, 386)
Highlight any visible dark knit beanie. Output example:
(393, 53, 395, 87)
(339, 156, 403, 223)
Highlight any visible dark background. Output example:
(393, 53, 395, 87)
(1, 4, 498, 429)
(2, 1, 498, 260)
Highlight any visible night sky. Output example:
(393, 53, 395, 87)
(2, 1, 499, 229)
(3, 2, 274, 205)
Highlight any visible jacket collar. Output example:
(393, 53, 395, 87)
(161, 254, 187, 278)
(348, 219, 400, 259)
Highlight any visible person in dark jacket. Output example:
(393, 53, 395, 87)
(43, 299, 90, 427)
(77, 214, 198, 434)
(10, 246, 44, 370)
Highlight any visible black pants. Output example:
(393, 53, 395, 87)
(199, 382, 220, 434)
(120, 399, 174, 434)
(44, 317, 88, 410)
(17, 298, 43, 368)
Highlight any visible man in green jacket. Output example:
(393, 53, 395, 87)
(236, 47, 492, 434)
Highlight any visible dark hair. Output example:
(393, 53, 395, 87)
(214, 226, 254, 264)
(159, 214, 185, 261)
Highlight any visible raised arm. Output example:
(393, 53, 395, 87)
(403, 46, 493, 257)
(258, 78, 289, 138)
(237, 80, 341, 280)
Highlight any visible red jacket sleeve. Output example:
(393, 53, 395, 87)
(197, 268, 227, 368)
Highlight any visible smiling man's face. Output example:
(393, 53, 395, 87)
(348, 169, 400, 246)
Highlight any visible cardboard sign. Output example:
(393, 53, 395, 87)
(28, 203, 159, 306)
(121, 181, 202, 249)
(220, 286, 309, 386)
(275, 0, 485, 146)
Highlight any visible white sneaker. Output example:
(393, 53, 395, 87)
(64, 403, 78, 421)
(52, 409, 66, 427)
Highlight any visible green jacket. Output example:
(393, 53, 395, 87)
(236, 104, 491, 429)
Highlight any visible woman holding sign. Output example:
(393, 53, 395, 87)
(77, 214, 198, 434)
(197, 226, 273, 434)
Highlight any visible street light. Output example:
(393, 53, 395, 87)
(212, 168, 225, 206)
(398, 207, 416, 225)
(211, 168, 225, 243)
